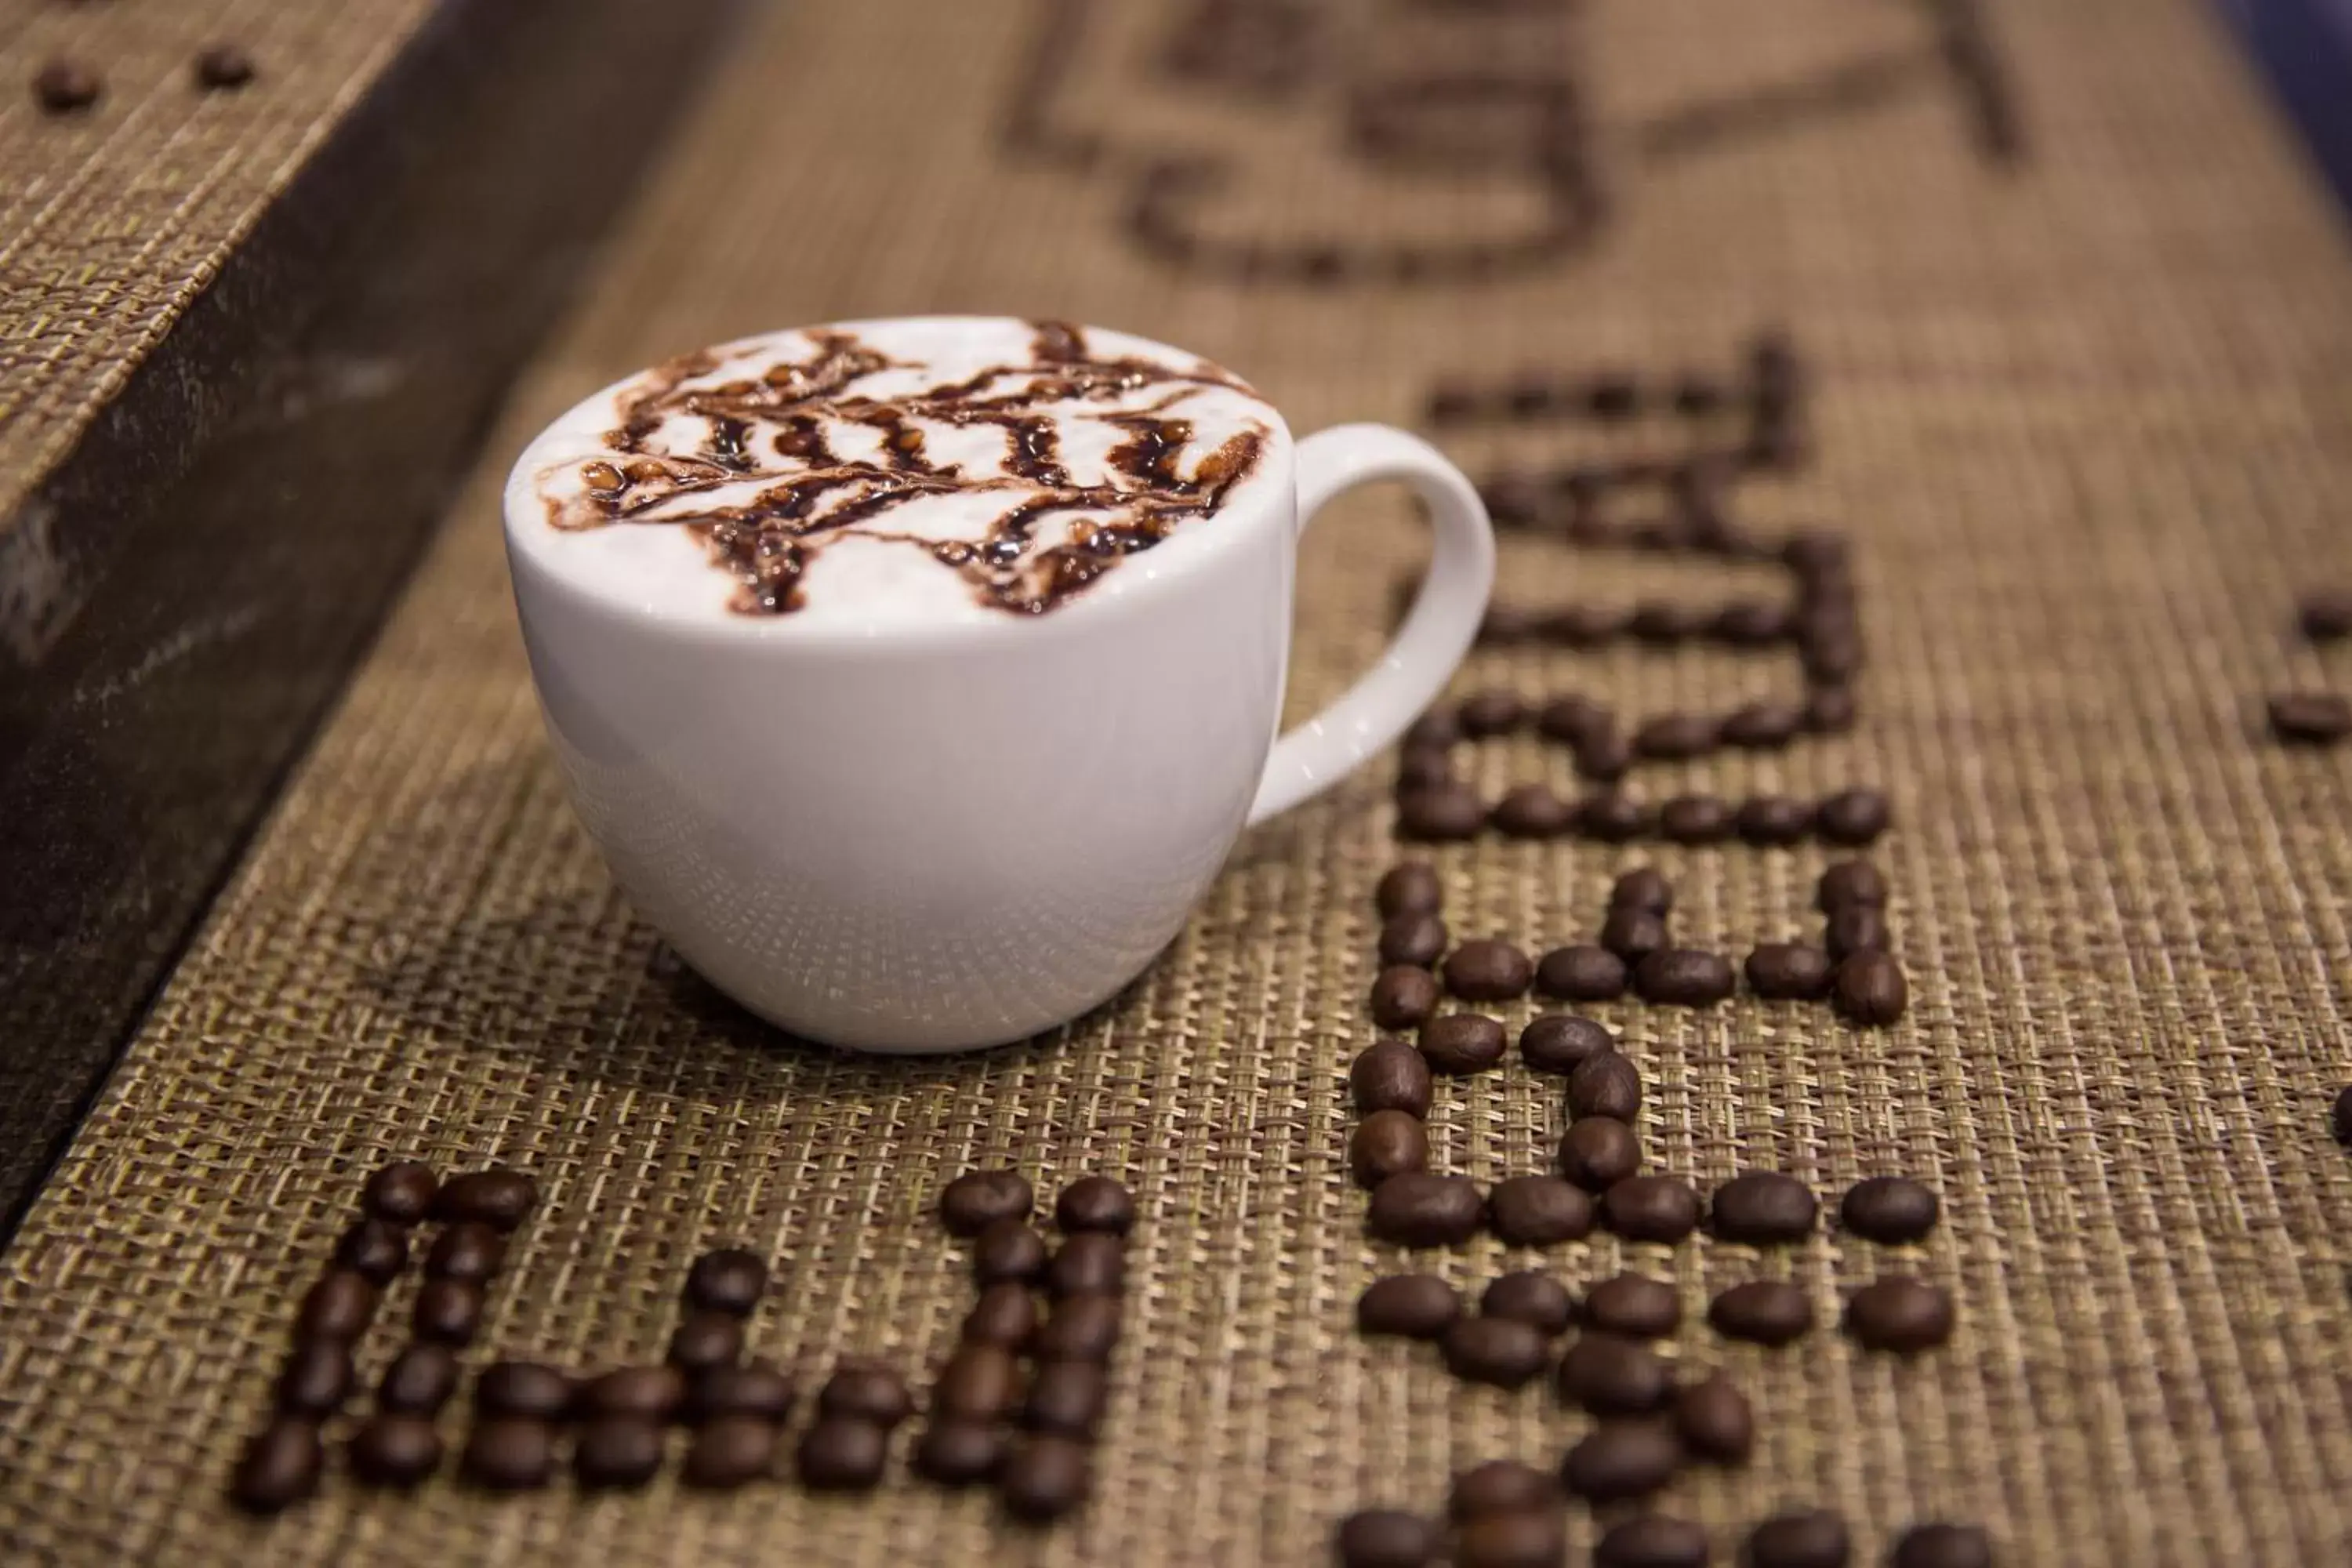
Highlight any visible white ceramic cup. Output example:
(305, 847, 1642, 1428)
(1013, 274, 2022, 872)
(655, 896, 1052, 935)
(503, 317, 1494, 1052)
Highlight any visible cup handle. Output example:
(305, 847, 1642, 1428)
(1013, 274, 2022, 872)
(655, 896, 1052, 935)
(1245, 423, 1496, 826)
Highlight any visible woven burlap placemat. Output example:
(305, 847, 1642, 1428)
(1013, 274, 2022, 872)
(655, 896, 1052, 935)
(7, 0, 2352, 1562)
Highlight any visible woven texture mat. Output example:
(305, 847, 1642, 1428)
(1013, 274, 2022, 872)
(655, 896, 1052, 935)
(9, 1, 2352, 1562)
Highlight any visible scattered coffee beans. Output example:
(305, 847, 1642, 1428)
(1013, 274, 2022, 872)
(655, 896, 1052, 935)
(1357, 1274, 1461, 1339)
(476, 1361, 574, 1421)
(1605, 1176, 1700, 1243)
(999, 1435, 1092, 1521)
(798, 1416, 889, 1490)
(1890, 1524, 1993, 1568)
(940, 1170, 1035, 1236)
(348, 1414, 443, 1488)
(1034, 1295, 1121, 1361)
(1443, 939, 1534, 1000)
(1368, 1173, 1485, 1247)
(1370, 966, 1442, 1029)
(684, 1247, 768, 1314)
(668, 1311, 746, 1373)
(34, 60, 100, 114)
(1569, 1053, 1643, 1122)
(1673, 1373, 1754, 1462)
(1635, 949, 1737, 1006)
(194, 44, 257, 90)
(1708, 1280, 1813, 1346)
(1458, 688, 1527, 736)
(915, 1420, 1007, 1486)
(1399, 783, 1487, 840)
(1449, 1457, 1559, 1519)
(1593, 1513, 1709, 1568)
(1480, 1269, 1575, 1334)
(1746, 943, 1835, 1000)
(1536, 945, 1628, 1001)
(230, 1419, 323, 1512)
(1380, 913, 1450, 968)
(1825, 903, 1889, 961)
(2269, 691, 2352, 745)
(1612, 867, 1674, 915)
(1840, 1177, 1940, 1243)
(1583, 792, 1654, 841)
(682, 1415, 778, 1489)
(1737, 795, 1813, 845)
(1815, 788, 1891, 845)
(1710, 1173, 1818, 1244)
(1377, 862, 1443, 918)
(274, 1340, 354, 1417)
(1492, 784, 1576, 838)
(1352, 1109, 1432, 1187)
(364, 1160, 438, 1223)
(426, 1221, 506, 1283)
(1844, 1277, 1955, 1352)
(1745, 1509, 1851, 1568)
(975, 1220, 1049, 1285)
(378, 1343, 459, 1415)
(1486, 1178, 1594, 1247)
(1421, 1013, 1507, 1074)
(1519, 1014, 1613, 1074)
(333, 1218, 411, 1286)
(965, 1281, 1040, 1348)
(687, 1360, 796, 1424)
(1599, 907, 1668, 963)
(574, 1416, 665, 1489)
(1441, 1316, 1552, 1388)
(580, 1364, 686, 1423)
(1817, 859, 1887, 910)
(1047, 1232, 1125, 1297)
(1584, 1272, 1681, 1338)
(1352, 1040, 1436, 1116)
(462, 1417, 556, 1490)
(1832, 951, 1908, 1025)
(1563, 1420, 1682, 1502)
(1023, 1359, 1109, 1439)
(1556, 1333, 1670, 1415)
(1660, 794, 1735, 844)
(1559, 1116, 1642, 1190)
(432, 1168, 536, 1230)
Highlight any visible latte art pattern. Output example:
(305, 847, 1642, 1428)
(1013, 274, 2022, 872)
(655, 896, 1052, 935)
(537, 320, 1273, 615)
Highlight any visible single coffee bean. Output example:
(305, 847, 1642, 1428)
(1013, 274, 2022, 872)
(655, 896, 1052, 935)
(2269, 691, 2352, 744)
(1022, 1359, 1109, 1439)
(935, 1345, 1022, 1419)
(574, 1416, 665, 1489)
(1719, 698, 1805, 750)
(914, 1419, 1007, 1486)
(332, 1218, 410, 1286)
(1833, 952, 1908, 1025)
(1486, 1178, 1594, 1247)
(1352, 1109, 1432, 1188)
(687, 1359, 796, 1424)
(1581, 792, 1653, 841)
(1659, 795, 1735, 844)
(1449, 1457, 1559, 1519)
(1421, 1014, 1507, 1075)
(1745, 1509, 1851, 1568)
(1712, 599, 1795, 645)
(1779, 525, 1844, 573)
(1560, 1116, 1642, 1190)
(1368, 1173, 1484, 1247)
(1550, 600, 1634, 644)
(1335, 1508, 1441, 1568)
(1593, 1513, 1709, 1567)
(1047, 1232, 1125, 1297)
(682, 1414, 778, 1489)
(1480, 1269, 1575, 1334)
(2335, 1087, 2352, 1147)
(2301, 590, 2352, 642)
(1635, 949, 1737, 1007)
(1610, 867, 1673, 915)
(1672, 373, 1729, 415)
(1370, 967, 1442, 1030)
(1563, 1420, 1682, 1502)
(378, 1343, 459, 1415)
(1379, 913, 1450, 968)
(1377, 862, 1443, 918)
(1841, 1177, 1940, 1243)
(296, 1269, 376, 1342)
(1599, 907, 1668, 964)
(194, 44, 257, 90)
(1633, 713, 1717, 760)
(1033, 1295, 1121, 1361)
(1440, 1316, 1552, 1388)
(1583, 1272, 1682, 1338)
(348, 1414, 443, 1488)
(1536, 945, 1628, 1002)
(1357, 1274, 1462, 1338)
(1746, 943, 1835, 1001)
(34, 60, 101, 114)
(1056, 1174, 1135, 1237)
(462, 1417, 555, 1490)
(797, 1415, 888, 1490)
(581, 1364, 686, 1423)
(1817, 858, 1888, 910)
(1538, 693, 1613, 742)
(426, 1221, 506, 1283)
(975, 1220, 1050, 1285)
(1569, 1053, 1643, 1122)
(275, 1340, 355, 1417)
(1815, 788, 1890, 845)
(1555, 1333, 1669, 1415)
(1673, 1373, 1754, 1462)
(1577, 728, 1635, 783)
(668, 1311, 745, 1373)
(1000, 1435, 1093, 1522)
(1519, 1014, 1613, 1074)
(1398, 747, 1456, 791)
(1844, 1277, 1955, 1352)
(1403, 707, 1460, 750)
(1708, 1280, 1813, 1346)
(1736, 795, 1813, 845)
(940, 1170, 1034, 1236)
(1398, 783, 1487, 840)
(477, 1361, 575, 1421)
(1444, 939, 1533, 1001)
(1458, 1509, 1567, 1568)
(1458, 688, 1528, 736)
(1805, 685, 1857, 734)
(684, 1247, 768, 1314)
(229, 1419, 322, 1512)
(1352, 1040, 1435, 1116)
(1606, 1177, 1700, 1243)
(363, 1160, 438, 1223)
(964, 1282, 1040, 1348)
(1825, 903, 1889, 961)
(1710, 1173, 1818, 1244)
(432, 1168, 536, 1230)
(1491, 784, 1576, 838)
(1889, 1524, 1991, 1568)
(1630, 600, 1712, 643)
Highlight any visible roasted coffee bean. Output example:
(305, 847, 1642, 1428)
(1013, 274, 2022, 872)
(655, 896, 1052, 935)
(1712, 599, 1795, 645)
(1022, 1359, 1109, 1439)
(1370, 966, 1442, 1030)
(1817, 858, 1888, 911)
(1671, 373, 1729, 416)
(194, 44, 256, 90)
(1368, 1173, 1484, 1247)
(1732, 795, 1809, 846)
(1538, 693, 1613, 742)
(1594, 1514, 1709, 1567)
(1486, 1179, 1594, 1248)
(935, 1346, 1023, 1419)
(378, 1343, 459, 1415)
(363, 1160, 438, 1223)
(1610, 867, 1673, 915)
(1519, 1014, 1613, 1073)
(797, 1416, 888, 1490)
(1047, 1232, 1126, 1297)
(1719, 698, 1804, 750)
(1033, 1295, 1121, 1361)
(1441, 1316, 1552, 1388)
(1548, 597, 1633, 642)
(1606, 1177, 1700, 1243)
(296, 1270, 376, 1341)
(1569, 1053, 1643, 1122)
(1779, 525, 1843, 572)
(1832, 952, 1908, 1025)
(1458, 1510, 1566, 1568)
(1585, 372, 1640, 419)
(1459, 688, 1528, 736)
(668, 1311, 745, 1373)
(1336, 1508, 1441, 1568)
(1536, 945, 1627, 1002)
(940, 1169, 1034, 1236)
(1555, 1333, 1669, 1415)
(1745, 1509, 1851, 1568)
(684, 1247, 768, 1314)
(333, 1218, 410, 1286)
(1398, 747, 1456, 791)
(2302, 590, 2352, 643)
(682, 1415, 777, 1489)
(1000, 1435, 1092, 1522)
(1674, 1372, 1754, 1462)
(426, 1221, 506, 1283)
(2268, 691, 2352, 744)
(1658, 794, 1734, 844)
(1746, 943, 1834, 1000)
(574, 1416, 665, 1489)
(1599, 907, 1668, 964)
(687, 1360, 796, 1424)
(1358, 1273, 1461, 1339)
(1824, 903, 1889, 963)
(1840, 1177, 1940, 1243)
(1480, 1269, 1575, 1334)
(975, 1220, 1050, 1285)
(476, 1361, 574, 1421)
(34, 60, 101, 113)
(1633, 713, 1717, 760)
(462, 1417, 555, 1490)
(1404, 708, 1460, 750)
(1583, 793, 1656, 843)
(1353, 1040, 1435, 1116)
(1815, 788, 1891, 845)
(914, 1419, 1006, 1486)
(1421, 1013, 1507, 1075)
(2335, 1086, 2352, 1148)
(1635, 949, 1737, 1007)
(964, 1282, 1040, 1348)
(275, 1340, 354, 1417)
(1583, 1272, 1681, 1338)
(1711, 1174, 1818, 1244)
(432, 1168, 536, 1230)
(1449, 1457, 1559, 1519)
(1577, 728, 1635, 783)
(230, 1419, 322, 1512)
(1708, 1280, 1813, 1346)
(1889, 1524, 1991, 1568)
(1559, 1116, 1642, 1190)
(1379, 913, 1450, 969)
(1352, 1109, 1432, 1188)
(1377, 862, 1443, 918)
(580, 1364, 686, 1423)
(1491, 784, 1577, 838)
(1444, 940, 1533, 1001)
(1481, 604, 1546, 644)
(349, 1414, 442, 1487)
(1844, 1277, 1955, 1352)
(1805, 685, 1857, 734)
(1630, 600, 1713, 643)
(1563, 1420, 1682, 1502)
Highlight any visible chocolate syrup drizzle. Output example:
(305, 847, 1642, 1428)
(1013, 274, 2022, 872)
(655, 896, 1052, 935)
(543, 321, 1271, 615)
